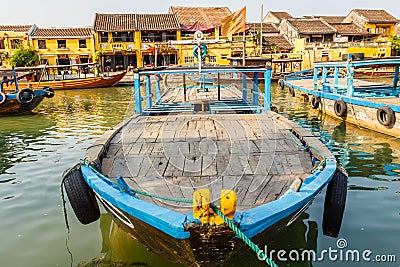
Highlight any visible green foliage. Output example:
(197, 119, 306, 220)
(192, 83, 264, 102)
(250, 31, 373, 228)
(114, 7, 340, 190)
(9, 46, 39, 67)
(390, 35, 400, 56)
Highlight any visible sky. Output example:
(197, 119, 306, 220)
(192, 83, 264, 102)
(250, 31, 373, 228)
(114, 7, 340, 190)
(0, 0, 399, 27)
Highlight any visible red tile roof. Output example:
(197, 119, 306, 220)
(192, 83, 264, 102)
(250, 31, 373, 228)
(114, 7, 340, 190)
(94, 13, 136, 31)
(352, 9, 398, 23)
(247, 22, 279, 34)
(287, 18, 337, 34)
(303, 16, 346, 24)
(136, 14, 180, 30)
(263, 35, 293, 50)
(0, 25, 34, 33)
(32, 27, 92, 38)
(169, 6, 231, 27)
(332, 23, 372, 36)
(269, 12, 293, 21)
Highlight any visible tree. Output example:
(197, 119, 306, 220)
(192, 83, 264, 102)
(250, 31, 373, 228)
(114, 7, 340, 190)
(390, 35, 400, 56)
(9, 45, 39, 67)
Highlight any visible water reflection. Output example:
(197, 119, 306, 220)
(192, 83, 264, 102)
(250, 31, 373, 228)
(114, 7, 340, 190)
(77, 214, 182, 267)
(0, 115, 55, 175)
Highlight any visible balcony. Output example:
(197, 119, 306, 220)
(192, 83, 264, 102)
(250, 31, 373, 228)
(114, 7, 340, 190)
(305, 41, 392, 50)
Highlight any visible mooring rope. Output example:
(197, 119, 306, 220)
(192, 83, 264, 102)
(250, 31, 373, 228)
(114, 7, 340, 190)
(283, 129, 327, 172)
(60, 169, 75, 267)
(84, 161, 278, 267)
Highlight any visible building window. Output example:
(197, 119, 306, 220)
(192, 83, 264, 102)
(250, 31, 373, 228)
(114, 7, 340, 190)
(57, 40, 67, 49)
(0, 39, 4, 49)
(79, 39, 87, 48)
(125, 32, 134, 42)
(38, 40, 46, 49)
(100, 32, 108, 42)
(112, 32, 134, 42)
(112, 32, 122, 42)
(141, 31, 177, 43)
(208, 56, 217, 63)
(184, 56, 194, 63)
(10, 39, 21, 49)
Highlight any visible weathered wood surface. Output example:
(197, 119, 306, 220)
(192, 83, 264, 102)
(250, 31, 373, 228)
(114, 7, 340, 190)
(102, 113, 314, 213)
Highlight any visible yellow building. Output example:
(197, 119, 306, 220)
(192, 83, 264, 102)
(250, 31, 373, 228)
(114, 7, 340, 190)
(93, 13, 181, 70)
(343, 9, 398, 39)
(30, 27, 94, 66)
(170, 6, 234, 66)
(0, 24, 37, 67)
(93, 13, 138, 70)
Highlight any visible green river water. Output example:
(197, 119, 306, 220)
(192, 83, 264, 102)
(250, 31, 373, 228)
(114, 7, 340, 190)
(0, 85, 398, 267)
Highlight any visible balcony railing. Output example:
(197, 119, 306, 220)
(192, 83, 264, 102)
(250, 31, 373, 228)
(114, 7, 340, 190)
(305, 41, 392, 49)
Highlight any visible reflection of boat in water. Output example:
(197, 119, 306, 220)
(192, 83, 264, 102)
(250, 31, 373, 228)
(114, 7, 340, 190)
(2, 63, 126, 90)
(0, 68, 54, 116)
(283, 57, 400, 138)
(311, 111, 400, 177)
(63, 65, 346, 266)
(81, 212, 320, 267)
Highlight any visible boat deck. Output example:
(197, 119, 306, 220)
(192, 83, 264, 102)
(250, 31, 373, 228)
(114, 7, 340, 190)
(288, 77, 393, 90)
(102, 114, 312, 213)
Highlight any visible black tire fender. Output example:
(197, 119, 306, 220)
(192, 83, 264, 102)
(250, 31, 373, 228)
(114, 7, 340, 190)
(334, 99, 347, 117)
(310, 95, 321, 109)
(288, 86, 295, 97)
(377, 106, 396, 127)
(63, 163, 100, 225)
(0, 92, 7, 104)
(322, 164, 348, 238)
(43, 87, 55, 98)
(278, 79, 285, 90)
(17, 88, 35, 104)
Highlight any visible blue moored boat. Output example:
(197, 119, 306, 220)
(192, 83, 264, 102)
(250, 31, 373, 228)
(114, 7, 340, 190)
(63, 65, 347, 266)
(281, 56, 400, 138)
(0, 67, 54, 116)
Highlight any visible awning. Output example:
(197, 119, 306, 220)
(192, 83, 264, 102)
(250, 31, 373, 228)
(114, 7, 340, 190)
(181, 22, 216, 32)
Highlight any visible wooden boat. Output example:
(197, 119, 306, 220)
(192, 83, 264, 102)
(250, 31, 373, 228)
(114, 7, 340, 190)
(0, 68, 54, 116)
(63, 66, 347, 266)
(281, 57, 400, 138)
(1, 63, 126, 90)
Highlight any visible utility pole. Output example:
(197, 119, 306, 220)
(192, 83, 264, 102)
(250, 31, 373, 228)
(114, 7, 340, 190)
(260, 4, 263, 56)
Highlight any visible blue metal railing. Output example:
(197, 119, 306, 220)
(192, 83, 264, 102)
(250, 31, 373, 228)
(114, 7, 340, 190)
(133, 67, 273, 114)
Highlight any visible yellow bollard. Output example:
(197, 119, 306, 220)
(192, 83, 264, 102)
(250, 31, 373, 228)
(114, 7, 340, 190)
(193, 189, 210, 224)
(213, 190, 237, 225)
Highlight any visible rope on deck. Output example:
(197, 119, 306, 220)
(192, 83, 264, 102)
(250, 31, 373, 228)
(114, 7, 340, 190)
(283, 129, 327, 172)
(84, 161, 278, 267)
(210, 202, 278, 267)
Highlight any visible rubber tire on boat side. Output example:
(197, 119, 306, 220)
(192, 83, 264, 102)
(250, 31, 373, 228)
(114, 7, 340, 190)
(376, 106, 396, 128)
(322, 164, 348, 238)
(278, 79, 285, 90)
(63, 164, 100, 225)
(16, 88, 35, 104)
(288, 86, 295, 97)
(43, 87, 55, 98)
(334, 99, 347, 117)
(310, 95, 321, 109)
(0, 92, 7, 104)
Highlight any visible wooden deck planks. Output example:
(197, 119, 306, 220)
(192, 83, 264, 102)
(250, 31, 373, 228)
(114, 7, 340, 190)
(104, 112, 314, 213)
